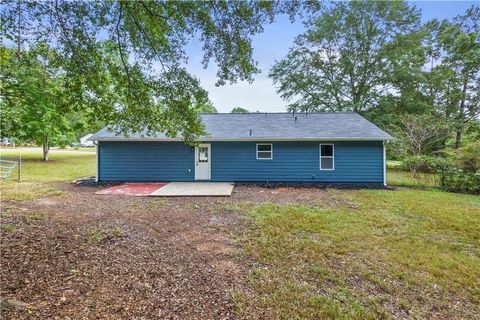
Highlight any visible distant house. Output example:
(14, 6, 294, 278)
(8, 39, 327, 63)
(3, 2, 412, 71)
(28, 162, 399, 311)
(90, 113, 392, 185)
(0, 137, 15, 147)
(79, 134, 95, 147)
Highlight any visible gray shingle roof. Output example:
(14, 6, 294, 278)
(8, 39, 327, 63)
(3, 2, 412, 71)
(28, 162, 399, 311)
(90, 112, 392, 141)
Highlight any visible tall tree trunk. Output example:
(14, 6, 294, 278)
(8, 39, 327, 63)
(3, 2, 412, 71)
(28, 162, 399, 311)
(455, 80, 468, 149)
(42, 134, 49, 161)
(455, 128, 462, 150)
(16, 0, 21, 58)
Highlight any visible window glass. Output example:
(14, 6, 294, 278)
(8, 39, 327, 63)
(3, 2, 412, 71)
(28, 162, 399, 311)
(257, 144, 272, 152)
(257, 144, 272, 159)
(198, 146, 208, 162)
(321, 158, 333, 170)
(321, 144, 333, 157)
(320, 144, 334, 170)
(257, 151, 271, 159)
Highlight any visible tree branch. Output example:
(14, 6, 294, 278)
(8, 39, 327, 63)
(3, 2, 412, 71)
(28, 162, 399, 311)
(115, 2, 133, 99)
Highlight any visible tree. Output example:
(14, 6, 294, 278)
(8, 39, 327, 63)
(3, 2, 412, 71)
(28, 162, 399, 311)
(269, 0, 420, 113)
(1, 1, 311, 142)
(1, 45, 76, 160)
(230, 107, 249, 113)
(436, 5, 480, 148)
(392, 114, 451, 157)
(378, 5, 480, 149)
(365, 21, 455, 129)
(195, 103, 217, 113)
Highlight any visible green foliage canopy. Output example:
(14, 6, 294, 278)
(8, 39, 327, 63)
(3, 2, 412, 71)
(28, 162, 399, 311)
(1, 45, 77, 160)
(270, 0, 420, 113)
(1, 0, 313, 142)
(230, 107, 250, 113)
(195, 102, 218, 113)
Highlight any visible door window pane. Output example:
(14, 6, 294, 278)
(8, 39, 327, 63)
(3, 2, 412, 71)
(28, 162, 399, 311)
(199, 146, 208, 162)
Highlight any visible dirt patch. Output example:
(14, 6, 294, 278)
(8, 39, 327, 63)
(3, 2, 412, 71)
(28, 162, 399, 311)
(0, 183, 339, 319)
(232, 184, 353, 208)
(31, 197, 59, 207)
(0, 183, 246, 319)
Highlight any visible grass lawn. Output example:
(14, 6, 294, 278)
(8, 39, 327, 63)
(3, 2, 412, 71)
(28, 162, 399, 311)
(387, 169, 439, 188)
(0, 148, 95, 181)
(0, 148, 95, 201)
(236, 189, 480, 319)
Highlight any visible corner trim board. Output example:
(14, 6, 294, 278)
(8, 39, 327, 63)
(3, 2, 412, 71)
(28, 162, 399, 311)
(383, 141, 387, 186)
(95, 142, 99, 182)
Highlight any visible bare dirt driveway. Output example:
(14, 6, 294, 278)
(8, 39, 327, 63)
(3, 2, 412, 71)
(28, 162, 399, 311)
(1, 183, 262, 319)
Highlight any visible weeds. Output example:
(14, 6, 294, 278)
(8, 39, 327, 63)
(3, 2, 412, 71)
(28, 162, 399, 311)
(88, 226, 124, 243)
(2, 223, 17, 233)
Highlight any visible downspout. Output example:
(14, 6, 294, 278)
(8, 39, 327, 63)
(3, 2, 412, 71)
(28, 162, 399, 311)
(383, 141, 387, 187)
(95, 141, 99, 182)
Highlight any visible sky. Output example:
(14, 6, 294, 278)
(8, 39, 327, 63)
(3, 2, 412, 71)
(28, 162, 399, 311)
(183, 1, 478, 113)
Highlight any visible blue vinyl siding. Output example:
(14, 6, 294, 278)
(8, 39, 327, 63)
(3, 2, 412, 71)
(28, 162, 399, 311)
(98, 141, 195, 182)
(211, 141, 383, 183)
(98, 141, 384, 183)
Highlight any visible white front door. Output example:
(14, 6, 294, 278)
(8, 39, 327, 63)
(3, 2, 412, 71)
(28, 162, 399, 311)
(195, 143, 211, 180)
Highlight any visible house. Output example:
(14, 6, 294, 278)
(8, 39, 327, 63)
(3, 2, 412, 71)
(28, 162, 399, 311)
(90, 112, 392, 185)
(79, 134, 95, 147)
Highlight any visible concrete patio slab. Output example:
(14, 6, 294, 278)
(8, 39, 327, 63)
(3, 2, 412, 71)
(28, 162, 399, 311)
(95, 183, 167, 196)
(150, 182, 234, 197)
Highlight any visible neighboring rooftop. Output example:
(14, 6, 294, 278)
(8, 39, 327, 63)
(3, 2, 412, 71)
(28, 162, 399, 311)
(90, 112, 393, 141)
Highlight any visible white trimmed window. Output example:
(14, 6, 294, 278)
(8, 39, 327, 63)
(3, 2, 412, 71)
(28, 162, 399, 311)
(256, 143, 273, 160)
(320, 144, 334, 170)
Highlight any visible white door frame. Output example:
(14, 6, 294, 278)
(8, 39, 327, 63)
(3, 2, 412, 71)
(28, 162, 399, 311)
(195, 143, 211, 180)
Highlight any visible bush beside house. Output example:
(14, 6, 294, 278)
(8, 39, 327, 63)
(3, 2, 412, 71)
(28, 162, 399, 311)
(400, 142, 480, 194)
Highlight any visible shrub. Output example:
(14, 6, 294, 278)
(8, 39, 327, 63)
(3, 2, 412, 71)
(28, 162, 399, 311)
(401, 155, 449, 175)
(399, 148, 479, 194)
(448, 142, 480, 171)
(436, 142, 480, 194)
(438, 168, 480, 194)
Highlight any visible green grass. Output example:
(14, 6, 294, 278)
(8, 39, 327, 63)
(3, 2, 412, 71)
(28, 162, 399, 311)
(0, 148, 95, 181)
(386, 160, 402, 169)
(63, 147, 96, 152)
(0, 148, 93, 201)
(236, 189, 480, 319)
(387, 169, 439, 187)
(0, 181, 63, 201)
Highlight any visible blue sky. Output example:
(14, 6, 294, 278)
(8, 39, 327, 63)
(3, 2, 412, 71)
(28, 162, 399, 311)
(184, 1, 477, 113)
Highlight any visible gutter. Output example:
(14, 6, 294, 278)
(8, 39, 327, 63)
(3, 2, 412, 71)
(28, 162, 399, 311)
(89, 137, 393, 142)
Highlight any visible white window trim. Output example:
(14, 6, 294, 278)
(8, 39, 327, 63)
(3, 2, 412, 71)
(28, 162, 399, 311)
(319, 144, 334, 170)
(256, 143, 273, 160)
